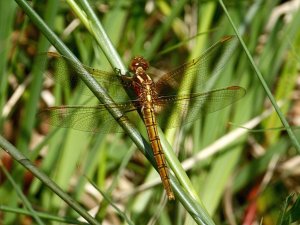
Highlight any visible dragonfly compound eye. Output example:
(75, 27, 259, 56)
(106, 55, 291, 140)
(130, 56, 149, 72)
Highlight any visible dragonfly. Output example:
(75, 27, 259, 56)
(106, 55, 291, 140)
(39, 36, 246, 200)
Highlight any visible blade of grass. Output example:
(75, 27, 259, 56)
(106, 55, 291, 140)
(96, 145, 135, 220)
(0, 164, 44, 225)
(88, 178, 134, 225)
(69, 0, 126, 73)
(72, 134, 108, 199)
(0, 135, 100, 225)
(264, 17, 300, 144)
(0, 1, 16, 127)
(16, 0, 59, 152)
(0, 205, 89, 225)
(219, 0, 300, 153)
(144, 0, 188, 59)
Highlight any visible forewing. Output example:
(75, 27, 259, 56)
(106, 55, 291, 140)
(45, 52, 133, 100)
(155, 86, 246, 129)
(155, 36, 237, 96)
(38, 103, 140, 133)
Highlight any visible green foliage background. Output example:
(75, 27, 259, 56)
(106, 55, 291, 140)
(0, 0, 300, 224)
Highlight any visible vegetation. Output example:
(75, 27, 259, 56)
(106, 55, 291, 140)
(0, 0, 299, 224)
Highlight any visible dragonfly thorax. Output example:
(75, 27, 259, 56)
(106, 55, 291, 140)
(132, 71, 155, 97)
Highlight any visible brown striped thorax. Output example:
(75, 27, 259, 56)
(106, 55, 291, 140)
(130, 56, 157, 101)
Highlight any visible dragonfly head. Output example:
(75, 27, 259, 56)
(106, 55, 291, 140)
(130, 56, 149, 73)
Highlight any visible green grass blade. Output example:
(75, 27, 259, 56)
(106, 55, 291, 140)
(16, 0, 59, 152)
(0, 205, 89, 224)
(72, 0, 126, 72)
(0, 134, 100, 225)
(0, 164, 45, 225)
(88, 178, 134, 225)
(0, 1, 16, 127)
(144, 0, 188, 59)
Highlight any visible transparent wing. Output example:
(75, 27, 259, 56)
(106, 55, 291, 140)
(155, 86, 246, 129)
(44, 52, 133, 100)
(38, 87, 245, 132)
(38, 102, 140, 133)
(155, 36, 237, 96)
